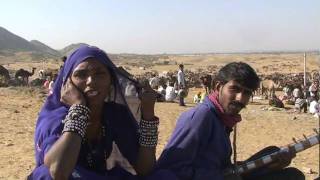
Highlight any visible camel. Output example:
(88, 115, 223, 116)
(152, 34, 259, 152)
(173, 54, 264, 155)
(0, 65, 10, 86)
(38, 69, 59, 80)
(260, 79, 281, 99)
(15, 67, 36, 85)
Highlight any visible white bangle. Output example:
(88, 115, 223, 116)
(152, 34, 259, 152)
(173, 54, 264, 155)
(139, 117, 159, 147)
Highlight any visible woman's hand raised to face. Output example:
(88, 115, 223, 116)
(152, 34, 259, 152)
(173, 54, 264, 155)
(138, 80, 157, 120)
(60, 78, 87, 106)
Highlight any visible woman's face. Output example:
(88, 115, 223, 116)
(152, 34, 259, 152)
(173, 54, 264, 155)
(71, 58, 112, 106)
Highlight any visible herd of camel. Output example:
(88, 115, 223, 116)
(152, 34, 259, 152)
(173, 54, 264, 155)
(0, 64, 319, 100)
(136, 69, 319, 99)
(0, 65, 58, 86)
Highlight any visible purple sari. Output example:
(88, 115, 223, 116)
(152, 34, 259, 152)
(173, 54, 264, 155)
(28, 46, 177, 180)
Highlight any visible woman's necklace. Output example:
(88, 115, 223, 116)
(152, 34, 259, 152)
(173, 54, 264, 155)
(84, 125, 108, 172)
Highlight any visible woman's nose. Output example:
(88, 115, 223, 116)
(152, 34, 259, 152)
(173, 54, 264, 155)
(86, 76, 93, 85)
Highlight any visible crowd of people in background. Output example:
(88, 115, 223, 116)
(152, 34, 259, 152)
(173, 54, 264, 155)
(147, 64, 216, 107)
(147, 64, 189, 106)
(42, 55, 320, 119)
(148, 65, 320, 119)
(270, 79, 320, 117)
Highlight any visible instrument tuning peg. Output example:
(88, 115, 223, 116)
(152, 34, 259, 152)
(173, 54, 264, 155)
(303, 134, 308, 140)
(292, 137, 298, 143)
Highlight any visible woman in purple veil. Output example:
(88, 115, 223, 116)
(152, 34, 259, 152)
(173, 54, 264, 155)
(28, 45, 177, 180)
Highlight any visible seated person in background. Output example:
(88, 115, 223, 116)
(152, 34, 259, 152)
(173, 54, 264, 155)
(193, 92, 202, 104)
(309, 97, 320, 117)
(157, 84, 167, 97)
(48, 74, 58, 95)
(280, 84, 293, 102)
(309, 79, 319, 100)
(295, 95, 307, 113)
(152, 85, 165, 102)
(282, 85, 291, 100)
(149, 73, 160, 90)
(165, 82, 177, 102)
(195, 84, 209, 104)
(155, 85, 167, 102)
(292, 85, 302, 101)
(43, 77, 50, 89)
(269, 94, 285, 108)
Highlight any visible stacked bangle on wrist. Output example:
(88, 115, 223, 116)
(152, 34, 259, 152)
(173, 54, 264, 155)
(62, 104, 90, 139)
(139, 117, 159, 147)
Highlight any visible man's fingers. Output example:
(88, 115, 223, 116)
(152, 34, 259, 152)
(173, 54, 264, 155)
(277, 151, 293, 167)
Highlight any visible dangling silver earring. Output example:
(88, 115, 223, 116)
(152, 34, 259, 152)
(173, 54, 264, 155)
(105, 86, 114, 102)
(108, 86, 115, 102)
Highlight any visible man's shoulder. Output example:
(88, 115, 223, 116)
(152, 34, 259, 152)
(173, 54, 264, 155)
(180, 101, 217, 123)
(173, 102, 220, 137)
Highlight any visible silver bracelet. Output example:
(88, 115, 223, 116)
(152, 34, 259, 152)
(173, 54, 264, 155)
(139, 117, 159, 147)
(62, 104, 90, 139)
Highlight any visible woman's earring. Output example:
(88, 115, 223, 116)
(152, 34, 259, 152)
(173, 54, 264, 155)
(105, 86, 114, 102)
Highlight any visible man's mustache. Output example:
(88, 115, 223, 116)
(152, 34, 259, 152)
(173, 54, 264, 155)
(228, 101, 246, 109)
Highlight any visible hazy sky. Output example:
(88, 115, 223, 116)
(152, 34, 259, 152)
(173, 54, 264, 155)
(1, 0, 319, 54)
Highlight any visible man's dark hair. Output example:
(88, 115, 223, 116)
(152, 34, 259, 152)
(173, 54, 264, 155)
(179, 64, 184, 69)
(216, 62, 260, 91)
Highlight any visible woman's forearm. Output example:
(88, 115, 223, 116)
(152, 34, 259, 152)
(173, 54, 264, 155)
(134, 147, 156, 176)
(136, 99, 158, 176)
(44, 132, 82, 179)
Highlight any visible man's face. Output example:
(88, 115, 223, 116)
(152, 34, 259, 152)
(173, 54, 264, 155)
(217, 80, 253, 115)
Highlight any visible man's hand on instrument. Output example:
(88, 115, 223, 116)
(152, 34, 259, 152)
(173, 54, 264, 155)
(268, 149, 296, 170)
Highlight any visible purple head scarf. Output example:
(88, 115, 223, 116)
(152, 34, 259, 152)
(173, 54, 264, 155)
(34, 45, 140, 167)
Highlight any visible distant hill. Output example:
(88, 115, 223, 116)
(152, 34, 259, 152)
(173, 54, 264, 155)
(0, 26, 37, 52)
(59, 43, 89, 56)
(0, 26, 63, 63)
(0, 26, 67, 63)
(30, 40, 61, 56)
(0, 27, 171, 63)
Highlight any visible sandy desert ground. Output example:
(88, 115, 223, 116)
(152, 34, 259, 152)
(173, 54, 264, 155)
(0, 53, 319, 179)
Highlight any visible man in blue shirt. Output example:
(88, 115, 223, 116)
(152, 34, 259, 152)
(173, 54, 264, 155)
(157, 62, 304, 180)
